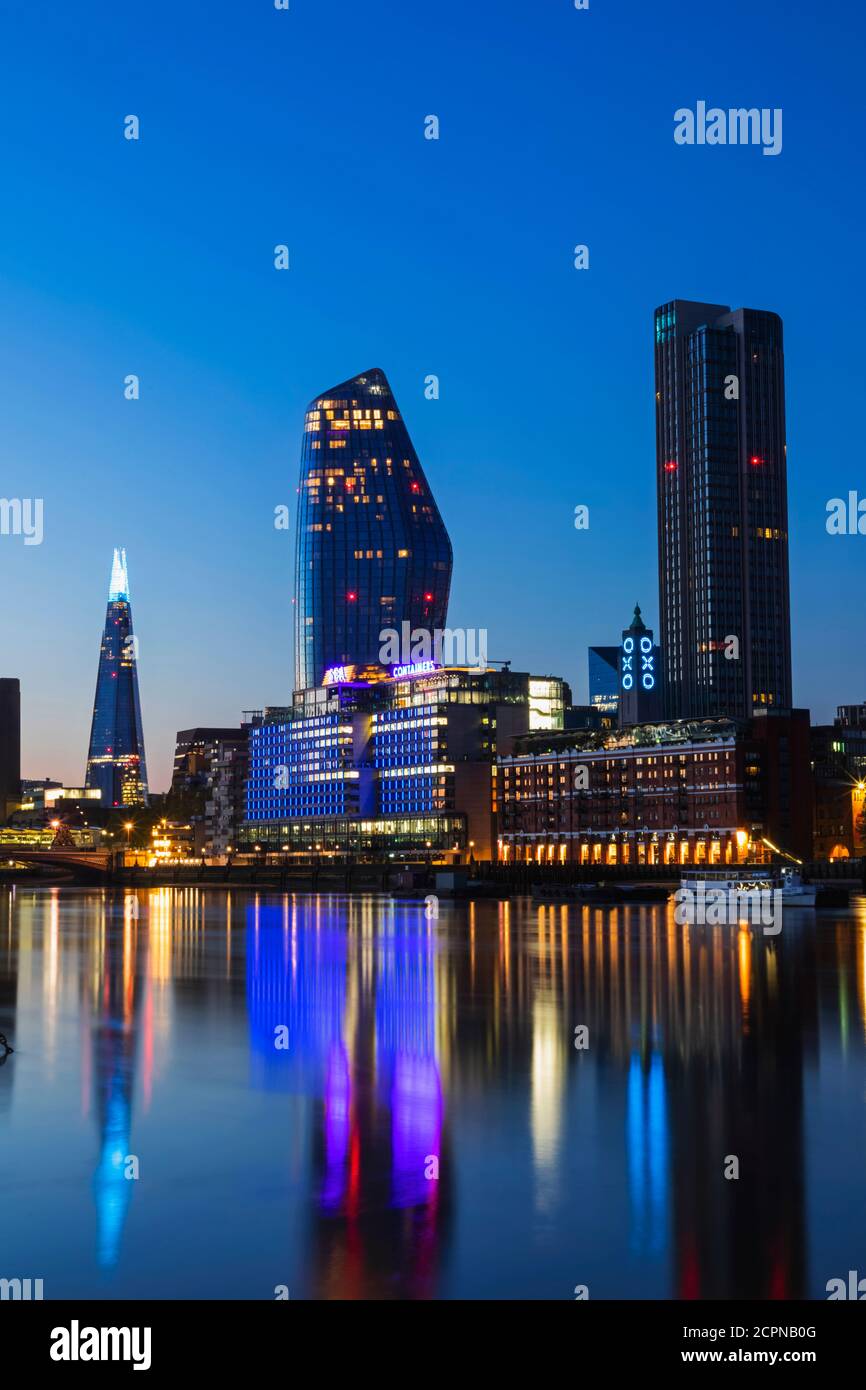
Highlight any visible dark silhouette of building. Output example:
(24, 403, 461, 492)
(293, 368, 452, 690)
(203, 721, 261, 855)
(171, 727, 247, 794)
(0, 678, 21, 821)
(85, 549, 148, 807)
(655, 300, 792, 720)
(588, 647, 619, 715)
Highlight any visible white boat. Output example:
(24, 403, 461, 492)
(777, 867, 817, 907)
(679, 865, 816, 911)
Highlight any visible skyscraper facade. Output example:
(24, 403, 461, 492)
(85, 549, 149, 807)
(0, 677, 21, 820)
(655, 300, 792, 720)
(293, 368, 453, 691)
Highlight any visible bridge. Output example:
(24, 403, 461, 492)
(0, 850, 113, 881)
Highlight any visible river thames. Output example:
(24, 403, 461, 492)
(0, 885, 864, 1300)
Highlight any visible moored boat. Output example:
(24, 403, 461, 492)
(678, 865, 817, 909)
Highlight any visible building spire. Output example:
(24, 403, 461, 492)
(108, 547, 130, 602)
(87, 547, 148, 806)
(629, 602, 646, 633)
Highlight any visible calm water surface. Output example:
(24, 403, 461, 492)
(1, 885, 865, 1300)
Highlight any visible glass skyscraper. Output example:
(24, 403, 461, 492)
(655, 300, 792, 720)
(293, 368, 452, 690)
(85, 548, 149, 807)
(588, 646, 620, 714)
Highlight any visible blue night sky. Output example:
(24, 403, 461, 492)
(0, 0, 863, 790)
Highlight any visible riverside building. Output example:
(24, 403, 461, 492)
(240, 663, 569, 861)
(497, 708, 812, 867)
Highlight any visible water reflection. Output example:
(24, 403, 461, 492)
(0, 886, 864, 1298)
(245, 900, 448, 1297)
(88, 903, 142, 1269)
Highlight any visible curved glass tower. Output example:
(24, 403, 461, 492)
(293, 368, 452, 690)
(85, 548, 149, 807)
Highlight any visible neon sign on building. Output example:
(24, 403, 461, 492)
(323, 664, 357, 686)
(622, 635, 655, 692)
(390, 660, 441, 681)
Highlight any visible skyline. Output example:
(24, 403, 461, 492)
(1, 0, 864, 790)
(2, 0, 866, 1333)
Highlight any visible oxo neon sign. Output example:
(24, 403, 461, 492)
(621, 635, 655, 691)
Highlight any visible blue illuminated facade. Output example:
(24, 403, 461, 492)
(293, 368, 453, 690)
(245, 682, 450, 829)
(245, 711, 364, 821)
(85, 548, 149, 807)
(241, 665, 569, 858)
(372, 704, 450, 815)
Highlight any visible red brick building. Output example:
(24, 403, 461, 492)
(496, 710, 812, 867)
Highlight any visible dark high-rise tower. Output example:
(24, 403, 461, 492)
(655, 300, 792, 720)
(0, 678, 21, 820)
(293, 368, 452, 690)
(85, 549, 149, 807)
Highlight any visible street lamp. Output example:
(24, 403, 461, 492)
(124, 821, 134, 847)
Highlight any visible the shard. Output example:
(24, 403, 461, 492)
(293, 368, 453, 689)
(85, 548, 149, 807)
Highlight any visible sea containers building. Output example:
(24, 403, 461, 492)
(241, 663, 570, 861)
